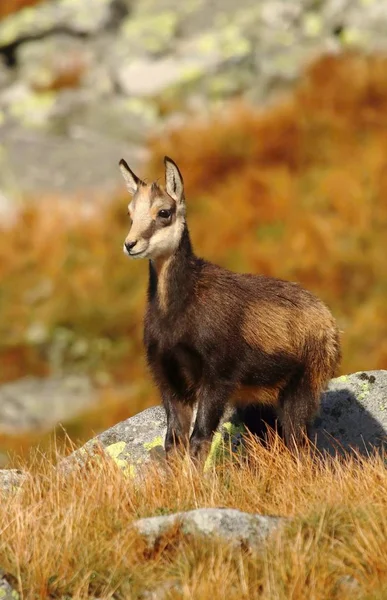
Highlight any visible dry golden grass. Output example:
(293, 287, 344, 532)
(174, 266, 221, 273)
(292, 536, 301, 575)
(0, 0, 43, 19)
(1, 437, 387, 599)
(0, 52, 386, 455)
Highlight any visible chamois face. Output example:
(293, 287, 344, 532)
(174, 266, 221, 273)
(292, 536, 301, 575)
(119, 157, 186, 260)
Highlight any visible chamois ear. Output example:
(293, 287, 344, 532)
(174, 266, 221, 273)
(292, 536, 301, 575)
(119, 159, 143, 195)
(164, 156, 184, 203)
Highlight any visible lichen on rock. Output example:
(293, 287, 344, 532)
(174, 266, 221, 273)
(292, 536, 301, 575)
(204, 421, 245, 472)
(0, 569, 19, 600)
(59, 371, 387, 476)
(0, 469, 29, 497)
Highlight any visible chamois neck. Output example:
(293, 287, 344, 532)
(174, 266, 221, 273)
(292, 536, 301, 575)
(148, 225, 196, 311)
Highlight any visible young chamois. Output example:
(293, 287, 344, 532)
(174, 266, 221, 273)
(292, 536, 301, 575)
(119, 156, 341, 461)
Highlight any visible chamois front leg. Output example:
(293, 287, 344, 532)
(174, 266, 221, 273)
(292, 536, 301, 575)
(189, 385, 230, 463)
(163, 391, 193, 457)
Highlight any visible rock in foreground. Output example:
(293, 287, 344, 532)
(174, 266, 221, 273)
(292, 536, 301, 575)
(134, 508, 284, 551)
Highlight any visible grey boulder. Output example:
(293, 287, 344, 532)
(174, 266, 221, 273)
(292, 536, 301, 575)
(0, 0, 130, 47)
(311, 370, 387, 454)
(58, 404, 244, 475)
(134, 507, 284, 550)
(58, 370, 387, 476)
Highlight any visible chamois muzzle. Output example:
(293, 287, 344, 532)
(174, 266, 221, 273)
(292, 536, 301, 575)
(125, 240, 138, 253)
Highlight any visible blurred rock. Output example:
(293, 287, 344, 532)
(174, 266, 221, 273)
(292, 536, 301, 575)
(3, 85, 57, 128)
(0, 375, 96, 433)
(16, 35, 93, 92)
(117, 10, 179, 57)
(117, 56, 207, 98)
(0, 0, 131, 47)
(0, 55, 12, 89)
(62, 95, 158, 142)
(0, 0, 387, 196)
(0, 126, 146, 196)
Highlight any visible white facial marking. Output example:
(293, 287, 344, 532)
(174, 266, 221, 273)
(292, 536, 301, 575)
(146, 208, 185, 259)
(124, 185, 186, 260)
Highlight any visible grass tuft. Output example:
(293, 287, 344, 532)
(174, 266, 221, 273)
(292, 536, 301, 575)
(1, 437, 387, 598)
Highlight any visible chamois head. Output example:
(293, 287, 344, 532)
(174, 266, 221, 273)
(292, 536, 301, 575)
(119, 156, 186, 260)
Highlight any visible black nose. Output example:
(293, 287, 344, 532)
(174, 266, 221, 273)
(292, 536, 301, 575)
(125, 240, 137, 252)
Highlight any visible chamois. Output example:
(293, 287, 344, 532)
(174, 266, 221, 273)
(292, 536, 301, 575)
(119, 156, 341, 461)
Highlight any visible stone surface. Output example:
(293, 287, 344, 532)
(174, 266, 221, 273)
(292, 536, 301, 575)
(59, 371, 387, 476)
(0, 375, 96, 433)
(0, 0, 387, 197)
(16, 34, 94, 92)
(311, 370, 387, 454)
(0, 469, 29, 496)
(0, 570, 19, 599)
(134, 507, 284, 550)
(58, 404, 244, 475)
(140, 582, 182, 600)
(0, 0, 131, 46)
(0, 124, 147, 198)
(117, 56, 207, 98)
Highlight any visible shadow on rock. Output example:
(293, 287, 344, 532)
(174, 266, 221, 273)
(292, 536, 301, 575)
(58, 371, 387, 476)
(311, 376, 387, 456)
(239, 371, 387, 457)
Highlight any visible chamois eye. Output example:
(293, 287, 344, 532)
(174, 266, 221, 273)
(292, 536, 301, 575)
(158, 209, 171, 219)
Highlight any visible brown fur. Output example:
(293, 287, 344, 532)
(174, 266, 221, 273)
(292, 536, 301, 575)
(120, 156, 342, 462)
(231, 384, 282, 407)
(242, 302, 296, 354)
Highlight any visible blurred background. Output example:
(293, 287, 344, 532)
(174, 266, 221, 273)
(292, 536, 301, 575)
(0, 0, 386, 465)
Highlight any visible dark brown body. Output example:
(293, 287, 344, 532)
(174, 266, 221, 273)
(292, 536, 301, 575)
(144, 227, 341, 459)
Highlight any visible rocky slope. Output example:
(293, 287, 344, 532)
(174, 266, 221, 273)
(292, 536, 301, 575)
(0, 0, 387, 202)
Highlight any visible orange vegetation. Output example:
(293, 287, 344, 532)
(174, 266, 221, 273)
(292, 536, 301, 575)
(0, 0, 43, 19)
(0, 52, 386, 454)
(1, 438, 387, 598)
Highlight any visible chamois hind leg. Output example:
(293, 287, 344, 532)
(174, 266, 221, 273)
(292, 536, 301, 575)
(278, 374, 319, 452)
(163, 393, 193, 456)
(190, 385, 229, 463)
